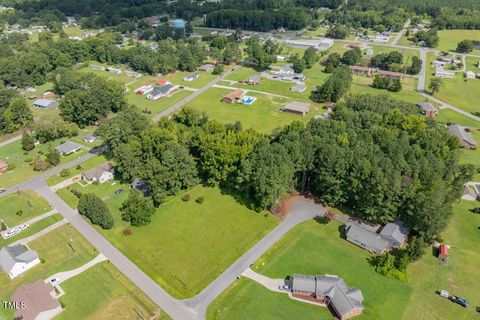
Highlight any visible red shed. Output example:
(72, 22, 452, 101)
(438, 244, 448, 261)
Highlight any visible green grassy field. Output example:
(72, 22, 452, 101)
(57, 261, 167, 320)
(0, 190, 51, 226)
(208, 200, 480, 320)
(46, 155, 108, 186)
(57, 183, 278, 298)
(0, 137, 88, 189)
(0, 214, 63, 247)
(184, 87, 320, 133)
(351, 75, 423, 104)
(458, 129, 480, 181)
(437, 30, 480, 54)
(126, 88, 192, 116)
(436, 108, 480, 128)
(0, 225, 97, 319)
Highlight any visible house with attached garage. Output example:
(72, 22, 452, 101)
(291, 274, 364, 320)
(448, 124, 477, 149)
(146, 84, 175, 100)
(344, 221, 409, 253)
(83, 134, 97, 143)
(82, 163, 114, 184)
(222, 89, 244, 104)
(12, 281, 63, 320)
(0, 244, 40, 278)
(55, 141, 82, 155)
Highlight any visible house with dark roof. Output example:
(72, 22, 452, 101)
(448, 124, 477, 149)
(83, 134, 97, 143)
(291, 274, 364, 320)
(417, 102, 438, 117)
(82, 163, 114, 184)
(12, 281, 62, 320)
(146, 84, 175, 100)
(184, 73, 199, 82)
(55, 141, 82, 155)
(33, 99, 59, 109)
(0, 244, 40, 278)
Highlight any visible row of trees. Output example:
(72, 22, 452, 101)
(325, 8, 409, 32)
(0, 85, 33, 135)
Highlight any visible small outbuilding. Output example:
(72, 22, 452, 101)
(83, 134, 97, 143)
(438, 244, 448, 261)
(184, 73, 199, 82)
(55, 141, 82, 155)
(246, 75, 261, 85)
(281, 101, 311, 116)
(33, 99, 59, 109)
(290, 82, 307, 93)
(466, 71, 476, 79)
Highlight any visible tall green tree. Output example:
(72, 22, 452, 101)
(121, 190, 155, 226)
(78, 193, 114, 229)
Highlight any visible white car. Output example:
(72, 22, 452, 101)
(17, 224, 29, 232)
(4, 229, 17, 238)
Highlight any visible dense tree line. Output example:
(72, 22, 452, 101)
(0, 85, 33, 135)
(325, 8, 409, 32)
(312, 66, 352, 103)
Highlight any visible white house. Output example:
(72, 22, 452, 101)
(435, 70, 455, 78)
(0, 244, 40, 279)
(82, 163, 114, 184)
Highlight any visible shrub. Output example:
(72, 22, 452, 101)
(196, 196, 204, 204)
(76, 164, 82, 170)
(24, 158, 33, 163)
(59, 169, 71, 177)
(78, 193, 114, 229)
(182, 194, 191, 201)
(124, 228, 132, 236)
(70, 189, 83, 199)
(15, 210, 23, 216)
(7, 164, 16, 171)
(40, 258, 46, 264)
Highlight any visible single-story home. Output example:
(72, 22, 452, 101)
(291, 274, 364, 320)
(461, 182, 480, 201)
(284, 38, 334, 51)
(466, 71, 476, 79)
(82, 163, 114, 184)
(431, 60, 447, 68)
(350, 65, 373, 77)
(290, 82, 307, 93)
(197, 63, 215, 72)
(55, 141, 82, 155)
(156, 79, 171, 86)
(417, 102, 438, 117)
(435, 70, 455, 78)
(378, 70, 404, 79)
(0, 160, 8, 174)
(184, 73, 199, 82)
(146, 84, 175, 100)
(32, 99, 59, 109)
(246, 74, 261, 85)
(125, 70, 141, 78)
(0, 244, 40, 278)
(448, 124, 477, 149)
(12, 281, 63, 320)
(106, 67, 122, 74)
(379, 221, 409, 248)
(373, 35, 390, 43)
(135, 83, 153, 95)
(222, 89, 244, 104)
(281, 101, 311, 116)
(83, 134, 97, 143)
(344, 222, 391, 254)
(279, 65, 295, 75)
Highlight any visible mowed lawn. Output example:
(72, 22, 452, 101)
(208, 202, 480, 320)
(126, 88, 192, 116)
(436, 108, 480, 128)
(437, 30, 480, 54)
(459, 129, 480, 181)
(0, 137, 89, 189)
(0, 190, 51, 226)
(351, 75, 424, 104)
(0, 214, 63, 247)
(184, 87, 321, 133)
(208, 220, 412, 320)
(57, 183, 278, 298)
(0, 225, 97, 319)
(57, 262, 166, 320)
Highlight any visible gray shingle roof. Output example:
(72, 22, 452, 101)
(150, 84, 173, 97)
(283, 101, 311, 113)
(82, 163, 113, 181)
(55, 141, 81, 155)
(291, 83, 306, 91)
(33, 99, 58, 109)
(417, 102, 437, 112)
(345, 222, 391, 253)
(0, 244, 39, 274)
(448, 125, 476, 146)
(379, 222, 409, 247)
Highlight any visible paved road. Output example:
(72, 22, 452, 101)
(0, 134, 22, 148)
(152, 65, 241, 122)
(391, 19, 411, 46)
(417, 48, 428, 92)
(34, 184, 199, 320)
(183, 199, 325, 318)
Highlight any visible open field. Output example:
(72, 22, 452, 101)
(437, 30, 480, 54)
(426, 53, 480, 115)
(57, 261, 167, 320)
(126, 88, 192, 116)
(0, 137, 89, 189)
(46, 155, 108, 186)
(208, 219, 412, 320)
(57, 183, 278, 298)
(184, 87, 320, 133)
(0, 225, 97, 319)
(351, 75, 423, 104)
(0, 190, 50, 226)
(208, 200, 480, 320)
(436, 108, 480, 128)
(0, 214, 63, 247)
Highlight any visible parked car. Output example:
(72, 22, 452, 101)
(279, 285, 291, 292)
(17, 224, 29, 231)
(114, 189, 124, 194)
(4, 229, 17, 238)
(450, 295, 469, 308)
(0, 188, 5, 194)
(49, 277, 60, 286)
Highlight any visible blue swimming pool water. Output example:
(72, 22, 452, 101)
(244, 97, 254, 104)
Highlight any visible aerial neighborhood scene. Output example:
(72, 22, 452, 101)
(0, 0, 480, 319)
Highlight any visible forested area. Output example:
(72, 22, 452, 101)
(95, 95, 473, 244)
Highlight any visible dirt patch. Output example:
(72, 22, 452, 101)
(86, 296, 161, 320)
(272, 192, 321, 219)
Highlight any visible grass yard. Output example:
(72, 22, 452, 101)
(437, 30, 480, 54)
(208, 200, 480, 320)
(126, 88, 192, 116)
(0, 214, 63, 247)
(46, 155, 108, 186)
(184, 87, 321, 133)
(57, 183, 278, 298)
(0, 225, 97, 319)
(436, 108, 480, 128)
(426, 53, 480, 115)
(56, 261, 167, 320)
(458, 129, 480, 181)
(0, 190, 51, 227)
(208, 219, 412, 320)
(351, 75, 424, 104)
(0, 137, 88, 189)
